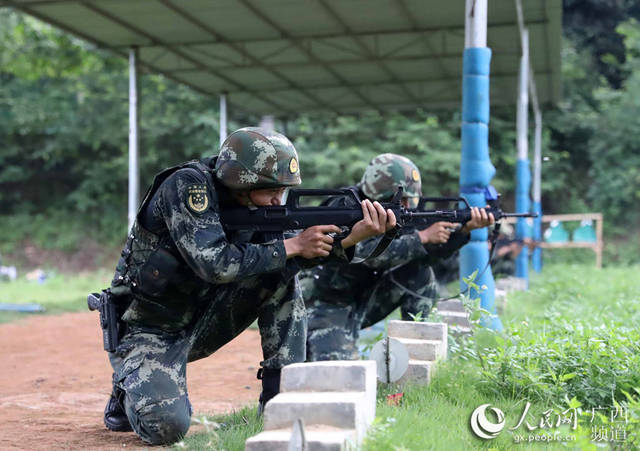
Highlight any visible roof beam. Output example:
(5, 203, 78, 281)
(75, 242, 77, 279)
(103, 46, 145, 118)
(237, 0, 381, 112)
(163, 51, 520, 73)
(315, 0, 418, 105)
(187, 71, 552, 96)
(157, 0, 339, 114)
(78, 1, 291, 113)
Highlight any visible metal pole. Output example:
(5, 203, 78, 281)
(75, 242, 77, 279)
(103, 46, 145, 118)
(515, 29, 531, 283)
(219, 93, 227, 147)
(128, 48, 139, 231)
(259, 115, 275, 132)
(459, 0, 502, 330)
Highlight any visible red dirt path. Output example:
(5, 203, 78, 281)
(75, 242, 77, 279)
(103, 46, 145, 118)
(0, 312, 263, 450)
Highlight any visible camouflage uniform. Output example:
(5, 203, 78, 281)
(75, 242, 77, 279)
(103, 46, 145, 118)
(107, 129, 350, 444)
(303, 154, 468, 361)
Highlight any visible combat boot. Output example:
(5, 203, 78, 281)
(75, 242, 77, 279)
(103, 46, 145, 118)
(257, 368, 281, 416)
(104, 376, 132, 432)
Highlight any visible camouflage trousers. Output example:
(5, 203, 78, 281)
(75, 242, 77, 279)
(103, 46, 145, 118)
(108, 274, 305, 445)
(303, 260, 438, 362)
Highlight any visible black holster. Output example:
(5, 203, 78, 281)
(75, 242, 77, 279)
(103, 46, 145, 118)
(87, 290, 119, 353)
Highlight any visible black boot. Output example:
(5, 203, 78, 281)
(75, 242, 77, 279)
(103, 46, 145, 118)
(104, 376, 133, 432)
(257, 368, 281, 415)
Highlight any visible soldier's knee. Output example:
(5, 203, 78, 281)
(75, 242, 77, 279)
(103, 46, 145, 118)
(129, 396, 191, 445)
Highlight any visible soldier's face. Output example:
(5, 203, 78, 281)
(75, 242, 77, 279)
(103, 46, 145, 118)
(248, 187, 287, 206)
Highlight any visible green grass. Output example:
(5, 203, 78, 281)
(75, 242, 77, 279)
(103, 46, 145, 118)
(0, 270, 112, 322)
(178, 263, 640, 450)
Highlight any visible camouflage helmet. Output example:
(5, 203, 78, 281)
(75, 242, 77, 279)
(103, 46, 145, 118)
(214, 127, 301, 190)
(359, 153, 422, 202)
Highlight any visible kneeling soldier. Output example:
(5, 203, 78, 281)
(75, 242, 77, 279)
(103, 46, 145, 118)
(302, 153, 494, 361)
(101, 128, 394, 444)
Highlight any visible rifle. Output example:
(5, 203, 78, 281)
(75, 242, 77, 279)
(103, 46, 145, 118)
(219, 188, 438, 261)
(220, 187, 537, 237)
(414, 195, 537, 228)
(219, 187, 436, 233)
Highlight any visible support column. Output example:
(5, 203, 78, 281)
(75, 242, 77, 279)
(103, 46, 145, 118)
(515, 30, 531, 283)
(531, 107, 543, 272)
(219, 93, 227, 147)
(128, 48, 139, 230)
(459, 0, 502, 330)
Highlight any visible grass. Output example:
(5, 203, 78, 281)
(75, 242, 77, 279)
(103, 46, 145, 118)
(2, 264, 637, 449)
(176, 263, 640, 450)
(0, 270, 112, 322)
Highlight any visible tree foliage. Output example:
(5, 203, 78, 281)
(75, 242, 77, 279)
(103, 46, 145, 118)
(0, 7, 638, 263)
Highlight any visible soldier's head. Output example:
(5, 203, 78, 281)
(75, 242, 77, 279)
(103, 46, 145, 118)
(359, 153, 422, 208)
(214, 127, 301, 206)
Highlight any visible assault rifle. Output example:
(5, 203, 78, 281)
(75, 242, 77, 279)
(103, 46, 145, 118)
(220, 187, 436, 261)
(219, 188, 537, 234)
(220, 187, 435, 233)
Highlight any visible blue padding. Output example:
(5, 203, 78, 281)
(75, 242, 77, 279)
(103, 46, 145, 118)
(460, 125, 495, 187)
(462, 48, 491, 123)
(460, 242, 503, 331)
(463, 47, 492, 75)
(532, 201, 542, 272)
(515, 159, 531, 280)
(459, 46, 502, 331)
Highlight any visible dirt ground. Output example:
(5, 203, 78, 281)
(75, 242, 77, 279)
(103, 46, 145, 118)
(0, 312, 263, 450)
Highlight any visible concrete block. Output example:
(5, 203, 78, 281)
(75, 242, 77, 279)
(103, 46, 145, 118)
(281, 361, 376, 394)
(438, 311, 471, 329)
(397, 359, 434, 385)
(263, 392, 372, 439)
(246, 427, 357, 451)
(387, 320, 447, 342)
(393, 338, 446, 361)
(435, 299, 466, 313)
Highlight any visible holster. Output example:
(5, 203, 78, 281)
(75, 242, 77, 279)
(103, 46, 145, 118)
(87, 290, 119, 353)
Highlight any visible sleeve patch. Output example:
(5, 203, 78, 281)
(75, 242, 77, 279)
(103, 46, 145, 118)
(186, 184, 209, 213)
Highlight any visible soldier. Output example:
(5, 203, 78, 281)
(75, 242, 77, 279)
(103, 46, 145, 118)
(302, 153, 494, 361)
(101, 128, 395, 445)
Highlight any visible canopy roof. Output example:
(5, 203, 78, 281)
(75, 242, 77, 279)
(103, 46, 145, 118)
(5, 0, 561, 114)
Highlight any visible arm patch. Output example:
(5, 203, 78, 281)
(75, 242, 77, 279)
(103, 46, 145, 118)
(186, 184, 209, 214)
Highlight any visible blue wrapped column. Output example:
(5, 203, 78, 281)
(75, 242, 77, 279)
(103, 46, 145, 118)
(532, 200, 542, 272)
(459, 48, 503, 331)
(515, 159, 531, 281)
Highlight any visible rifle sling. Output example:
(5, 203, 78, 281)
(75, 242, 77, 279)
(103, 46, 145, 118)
(351, 225, 401, 264)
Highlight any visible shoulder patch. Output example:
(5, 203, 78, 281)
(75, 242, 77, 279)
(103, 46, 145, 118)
(186, 184, 209, 213)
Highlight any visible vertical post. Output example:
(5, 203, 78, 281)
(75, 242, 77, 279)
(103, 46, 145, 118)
(515, 29, 531, 284)
(128, 48, 139, 231)
(219, 93, 227, 147)
(596, 214, 603, 269)
(531, 107, 543, 272)
(259, 115, 275, 132)
(460, 0, 502, 330)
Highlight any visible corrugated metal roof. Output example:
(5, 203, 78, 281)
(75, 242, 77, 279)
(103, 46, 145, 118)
(3, 0, 561, 114)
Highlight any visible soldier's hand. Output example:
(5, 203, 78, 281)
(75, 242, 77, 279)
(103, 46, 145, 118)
(418, 221, 458, 244)
(341, 200, 395, 248)
(461, 206, 495, 234)
(284, 225, 341, 259)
